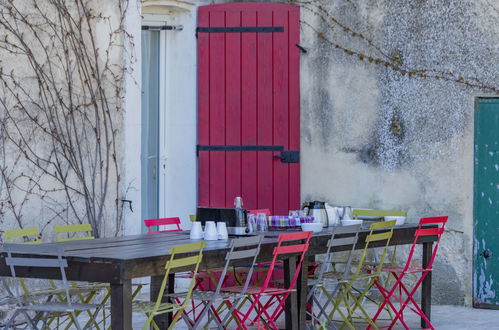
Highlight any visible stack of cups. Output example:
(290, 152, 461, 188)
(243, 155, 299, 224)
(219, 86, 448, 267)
(190, 221, 229, 240)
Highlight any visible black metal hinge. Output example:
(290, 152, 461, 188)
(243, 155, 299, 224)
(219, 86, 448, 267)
(197, 145, 300, 163)
(197, 145, 284, 152)
(196, 26, 284, 38)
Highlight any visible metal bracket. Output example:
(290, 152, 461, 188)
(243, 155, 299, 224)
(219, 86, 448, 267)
(142, 25, 183, 31)
(296, 44, 308, 54)
(274, 150, 300, 163)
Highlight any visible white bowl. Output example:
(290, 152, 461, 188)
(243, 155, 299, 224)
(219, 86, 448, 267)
(341, 219, 363, 226)
(301, 222, 323, 233)
(384, 216, 406, 226)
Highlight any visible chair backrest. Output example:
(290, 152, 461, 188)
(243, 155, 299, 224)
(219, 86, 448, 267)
(260, 231, 312, 294)
(315, 224, 362, 283)
(144, 217, 182, 234)
(403, 216, 448, 272)
(54, 224, 94, 242)
(5, 228, 40, 244)
(154, 241, 205, 311)
(3, 243, 72, 306)
(213, 235, 264, 296)
(248, 209, 271, 216)
(353, 209, 406, 219)
(354, 220, 396, 276)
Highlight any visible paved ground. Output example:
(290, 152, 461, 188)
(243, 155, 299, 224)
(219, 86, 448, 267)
(131, 303, 499, 329)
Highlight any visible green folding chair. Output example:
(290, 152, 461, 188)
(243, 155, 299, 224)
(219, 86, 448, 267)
(132, 241, 206, 330)
(327, 220, 397, 329)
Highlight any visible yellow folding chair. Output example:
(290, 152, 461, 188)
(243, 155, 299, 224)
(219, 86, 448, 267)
(54, 224, 94, 242)
(53, 224, 144, 330)
(132, 241, 206, 330)
(326, 220, 397, 329)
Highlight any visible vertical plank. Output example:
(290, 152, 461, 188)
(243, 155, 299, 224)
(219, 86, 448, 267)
(209, 11, 226, 207)
(288, 7, 301, 211)
(225, 11, 242, 207)
(241, 11, 258, 211)
(110, 280, 132, 330)
(198, 9, 210, 207)
(257, 9, 274, 212)
(421, 242, 433, 328)
(272, 10, 290, 215)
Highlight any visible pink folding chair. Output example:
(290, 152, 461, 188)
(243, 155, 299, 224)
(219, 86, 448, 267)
(369, 216, 448, 330)
(144, 217, 182, 234)
(221, 231, 313, 329)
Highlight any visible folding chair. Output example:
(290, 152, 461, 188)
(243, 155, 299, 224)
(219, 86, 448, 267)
(54, 224, 94, 242)
(369, 216, 448, 330)
(326, 220, 397, 329)
(132, 241, 205, 330)
(53, 224, 143, 330)
(350, 210, 408, 321)
(144, 217, 182, 234)
(248, 209, 271, 216)
(171, 235, 264, 329)
(3, 243, 104, 330)
(4, 228, 40, 244)
(306, 224, 361, 329)
(221, 231, 312, 329)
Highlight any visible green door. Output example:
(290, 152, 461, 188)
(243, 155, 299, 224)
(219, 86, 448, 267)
(474, 98, 499, 308)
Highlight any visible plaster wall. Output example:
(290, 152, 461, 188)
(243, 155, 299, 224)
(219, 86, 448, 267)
(297, 0, 499, 305)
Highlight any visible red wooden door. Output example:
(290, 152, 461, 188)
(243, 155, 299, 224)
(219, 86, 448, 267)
(197, 2, 300, 215)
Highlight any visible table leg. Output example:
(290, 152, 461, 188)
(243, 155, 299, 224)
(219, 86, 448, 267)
(421, 242, 433, 328)
(284, 256, 299, 330)
(150, 274, 175, 330)
(298, 256, 310, 329)
(111, 279, 132, 330)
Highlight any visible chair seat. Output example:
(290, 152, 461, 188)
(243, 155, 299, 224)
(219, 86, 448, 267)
(24, 283, 107, 299)
(21, 302, 102, 312)
(380, 266, 431, 274)
(132, 300, 182, 314)
(221, 285, 295, 296)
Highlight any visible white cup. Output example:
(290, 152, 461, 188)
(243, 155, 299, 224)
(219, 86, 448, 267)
(190, 222, 204, 240)
(204, 221, 218, 241)
(217, 222, 229, 240)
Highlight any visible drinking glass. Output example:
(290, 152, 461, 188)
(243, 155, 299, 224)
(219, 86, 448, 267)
(257, 213, 268, 232)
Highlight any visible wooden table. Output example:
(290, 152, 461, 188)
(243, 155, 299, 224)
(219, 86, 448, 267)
(0, 224, 437, 329)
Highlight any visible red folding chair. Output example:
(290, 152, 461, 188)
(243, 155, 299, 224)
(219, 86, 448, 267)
(221, 231, 312, 329)
(368, 216, 448, 330)
(248, 209, 271, 216)
(144, 217, 182, 234)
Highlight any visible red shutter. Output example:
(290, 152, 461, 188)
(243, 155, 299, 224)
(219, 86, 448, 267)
(197, 2, 300, 215)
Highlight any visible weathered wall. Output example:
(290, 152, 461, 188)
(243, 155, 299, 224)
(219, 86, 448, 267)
(0, 0, 129, 239)
(298, 0, 499, 305)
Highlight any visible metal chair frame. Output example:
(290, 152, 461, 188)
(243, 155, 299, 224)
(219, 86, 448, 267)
(3, 243, 103, 330)
(144, 217, 182, 234)
(133, 241, 206, 330)
(226, 231, 313, 330)
(306, 224, 362, 329)
(177, 235, 264, 329)
(368, 216, 448, 330)
(327, 220, 397, 330)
